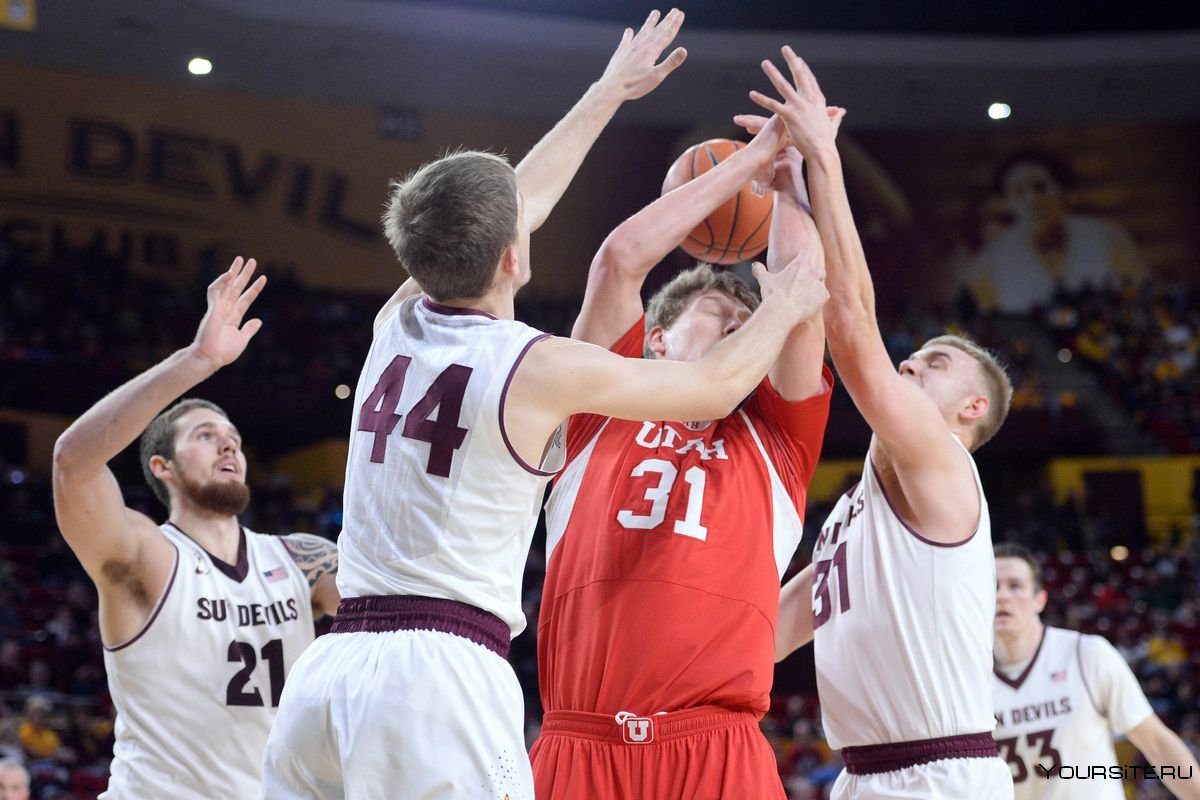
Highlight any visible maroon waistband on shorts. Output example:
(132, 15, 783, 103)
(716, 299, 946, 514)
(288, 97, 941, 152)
(330, 595, 511, 659)
(841, 732, 998, 775)
(540, 707, 760, 745)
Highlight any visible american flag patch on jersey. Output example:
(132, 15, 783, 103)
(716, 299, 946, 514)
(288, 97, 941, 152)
(262, 565, 288, 583)
(1050, 669, 1067, 683)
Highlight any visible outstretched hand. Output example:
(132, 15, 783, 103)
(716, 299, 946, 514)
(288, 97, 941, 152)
(748, 47, 843, 158)
(752, 244, 828, 324)
(598, 8, 687, 101)
(192, 257, 266, 370)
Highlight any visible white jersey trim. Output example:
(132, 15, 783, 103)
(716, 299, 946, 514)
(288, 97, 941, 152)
(103, 543, 180, 653)
(544, 418, 611, 564)
(737, 408, 805, 578)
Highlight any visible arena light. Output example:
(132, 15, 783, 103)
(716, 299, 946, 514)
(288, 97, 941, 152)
(988, 102, 1011, 120)
(335, 384, 351, 400)
(188, 57, 213, 76)
(1111, 545, 1129, 561)
(1057, 348, 1072, 363)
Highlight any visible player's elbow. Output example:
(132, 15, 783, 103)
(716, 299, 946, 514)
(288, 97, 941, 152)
(697, 384, 746, 420)
(592, 229, 647, 281)
(52, 431, 84, 477)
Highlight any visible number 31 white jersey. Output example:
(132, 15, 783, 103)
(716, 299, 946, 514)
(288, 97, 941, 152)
(102, 522, 314, 800)
(812, 437, 997, 750)
(338, 296, 565, 636)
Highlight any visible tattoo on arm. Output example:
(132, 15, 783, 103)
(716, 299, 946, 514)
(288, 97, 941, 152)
(281, 533, 338, 590)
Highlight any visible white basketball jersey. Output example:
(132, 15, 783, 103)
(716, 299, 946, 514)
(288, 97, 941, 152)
(993, 626, 1154, 800)
(338, 296, 565, 636)
(813, 437, 997, 750)
(102, 523, 314, 800)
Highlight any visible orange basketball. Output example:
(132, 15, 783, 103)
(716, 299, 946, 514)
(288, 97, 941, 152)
(661, 138, 774, 265)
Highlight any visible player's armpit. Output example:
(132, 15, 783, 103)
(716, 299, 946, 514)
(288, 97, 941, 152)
(51, 460, 169, 590)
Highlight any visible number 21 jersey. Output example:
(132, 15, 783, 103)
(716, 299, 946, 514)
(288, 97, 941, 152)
(102, 523, 313, 799)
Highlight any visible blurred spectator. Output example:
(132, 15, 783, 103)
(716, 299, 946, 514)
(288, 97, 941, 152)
(0, 758, 30, 800)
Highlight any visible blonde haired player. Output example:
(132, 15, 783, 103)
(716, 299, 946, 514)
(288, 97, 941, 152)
(757, 49, 1015, 798)
(993, 542, 1200, 799)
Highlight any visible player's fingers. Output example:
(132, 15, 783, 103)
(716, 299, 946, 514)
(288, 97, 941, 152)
(760, 59, 798, 102)
(637, 9, 661, 36)
(230, 256, 258, 296)
(748, 90, 784, 116)
(234, 275, 267, 319)
(750, 261, 769, 284)
(784, 46, 823, 102)
(732, 113, 768, 133)
(657, 7, 683, 38)
(619, 27, 633, 48)
(239, 318, 263, 340)
(655, 46, 687, 74)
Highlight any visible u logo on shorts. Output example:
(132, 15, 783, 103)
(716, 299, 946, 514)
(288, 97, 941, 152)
(615, 712, 655, 744)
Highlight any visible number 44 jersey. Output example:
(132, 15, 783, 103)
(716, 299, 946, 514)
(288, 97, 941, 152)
(538, 319, 832, 717)
(338, 296, 565, 637)
(102, 522, 314, 800)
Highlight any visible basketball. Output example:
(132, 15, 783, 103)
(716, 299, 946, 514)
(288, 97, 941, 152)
(661, 138, 775, 265)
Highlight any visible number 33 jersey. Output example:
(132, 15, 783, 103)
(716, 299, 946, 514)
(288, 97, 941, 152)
(993, 626, 1153, 800)
(102, 522, 314, 800)
(539, 318, 832, 717)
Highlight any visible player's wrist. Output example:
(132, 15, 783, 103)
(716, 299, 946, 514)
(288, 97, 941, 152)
(179, 343, 224, 377)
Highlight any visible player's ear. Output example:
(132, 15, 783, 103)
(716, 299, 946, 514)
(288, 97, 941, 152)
(646, 325, 668, 359)
(498, 243, 520, 281)
(1034, 588, 1048, 614)
(961, 393, 989, 424)
(148, 454, 172, 480)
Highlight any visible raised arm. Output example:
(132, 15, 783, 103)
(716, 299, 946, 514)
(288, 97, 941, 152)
(507, 250, 827, 461)
(52, 258, 266, 584)
(516, 8, 687, 232)
(574, 116, 786, 348)
(751, 49, 978, 539)
(762, 146, 830, 401)
(374, 277, 422, 336)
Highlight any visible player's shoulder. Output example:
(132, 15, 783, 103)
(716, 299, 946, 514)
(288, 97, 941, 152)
(1054, 625, 1121, 665)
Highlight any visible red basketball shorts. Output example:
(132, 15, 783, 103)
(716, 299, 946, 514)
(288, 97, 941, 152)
(530, 706, 786, 800)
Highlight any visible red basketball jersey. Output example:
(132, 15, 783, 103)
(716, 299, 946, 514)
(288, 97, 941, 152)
(539, 319, 831, 717)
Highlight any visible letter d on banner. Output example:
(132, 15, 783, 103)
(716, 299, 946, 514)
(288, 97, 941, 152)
(0, 0, 36, 31)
